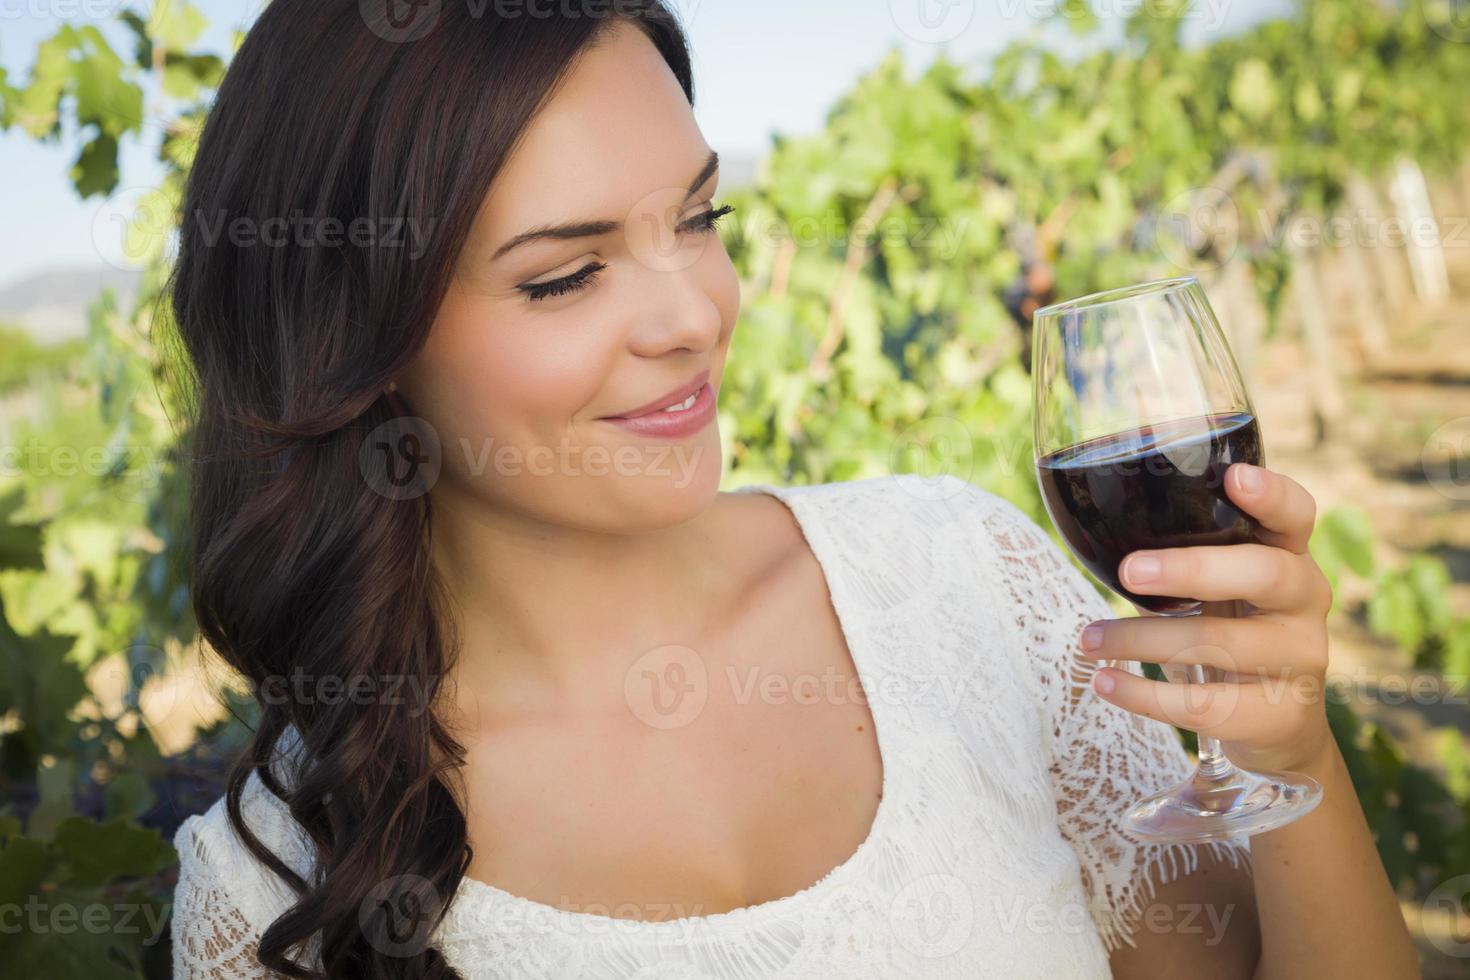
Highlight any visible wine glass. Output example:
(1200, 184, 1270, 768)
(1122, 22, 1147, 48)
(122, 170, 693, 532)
(1030, 275, 1323, 843)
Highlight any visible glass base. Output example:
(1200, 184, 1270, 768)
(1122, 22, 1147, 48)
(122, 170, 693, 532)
(1124, 766, 1324, 844)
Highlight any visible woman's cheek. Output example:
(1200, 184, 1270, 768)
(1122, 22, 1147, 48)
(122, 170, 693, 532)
(404, 303, 591, 481)
(705, 243, 741, 346)
(462, 317, 611, 448)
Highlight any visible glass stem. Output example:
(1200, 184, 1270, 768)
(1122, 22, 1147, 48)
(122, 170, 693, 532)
(1190, 663, 1236, 781)
(1187, 599, 1239, 782)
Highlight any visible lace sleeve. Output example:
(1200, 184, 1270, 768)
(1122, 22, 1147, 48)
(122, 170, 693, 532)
(942, 475, 1253, 952)
(172, 815, 281, 979)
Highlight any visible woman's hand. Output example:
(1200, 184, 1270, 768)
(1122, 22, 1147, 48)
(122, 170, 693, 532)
(1077, 461, 1336, 775)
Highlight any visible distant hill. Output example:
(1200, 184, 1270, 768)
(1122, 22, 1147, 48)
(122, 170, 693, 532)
(0, 266, 142, 343)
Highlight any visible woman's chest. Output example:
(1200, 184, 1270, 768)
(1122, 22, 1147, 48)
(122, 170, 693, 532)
(457, 546, 885, 920)
(437, 720, 1110, 980)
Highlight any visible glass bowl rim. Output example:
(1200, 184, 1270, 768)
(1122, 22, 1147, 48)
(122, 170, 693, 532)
(1033, 275, 1201, 319)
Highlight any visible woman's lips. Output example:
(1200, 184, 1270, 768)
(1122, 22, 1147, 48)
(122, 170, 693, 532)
(603, 369, 711, 420)
(598, 382, 715, 439)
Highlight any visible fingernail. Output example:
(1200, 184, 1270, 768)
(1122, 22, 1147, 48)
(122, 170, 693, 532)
(1236, 463, 1263, 494)
(1093, 669, 1115, 695)
(1080, 624, 1103, 651)
(1125, 555, 1161, 583)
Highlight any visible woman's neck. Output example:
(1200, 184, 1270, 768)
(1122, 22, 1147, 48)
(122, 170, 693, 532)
(427, 481, 747, 728)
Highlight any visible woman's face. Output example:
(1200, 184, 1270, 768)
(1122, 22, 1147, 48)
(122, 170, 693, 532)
(396, 21, 740, 533)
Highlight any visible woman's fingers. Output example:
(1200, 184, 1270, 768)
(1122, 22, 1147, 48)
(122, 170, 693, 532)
(1091, 664, 1325, 744)
(1078, 613, 1323, 678)
(1119, 543, 1332, 614)
(1224, 462, 1318, 554)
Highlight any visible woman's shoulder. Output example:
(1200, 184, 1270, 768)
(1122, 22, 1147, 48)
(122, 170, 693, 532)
(740, 472, 1021, 521)
(730, 473, 1061, 628)
(171, 729, 326, 975)
(172, 728, 317, 923)
(759, 473, 1106, 659)
(745, 472, 1043, 561)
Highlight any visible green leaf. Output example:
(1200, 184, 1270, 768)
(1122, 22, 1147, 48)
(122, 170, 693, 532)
(1368, 574, 1424, 652)
(0, 488, 44, 570)
(103, 772, 156, 822)
(70, 32, 142, 137)
(28, 757, 76, 841)
(162, 53, 224, 99)
(0, 600, 87, 759)
(0, 833, 53, 907)
(1443, 620, 1470, 680)
(50, 816, 176, 887)
(1229, 58, 1278, 122)
(118, 10, 155, 70)
(1056, 0, 1099, 35)
(71, 131, 120, 198)
(147, 0, 209, 52)
(1309, 505, 1375, 594)
(1295, 81, 1324, 123)
(1405, 554, 1452, 637)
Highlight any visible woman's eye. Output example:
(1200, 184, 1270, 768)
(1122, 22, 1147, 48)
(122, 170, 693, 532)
(519, 261, 607, 302)
(680, 203, 735, 234)
(515, 206, 733, 303)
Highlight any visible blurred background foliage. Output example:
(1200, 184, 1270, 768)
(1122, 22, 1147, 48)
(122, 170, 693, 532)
(0, 0, 1467, 975)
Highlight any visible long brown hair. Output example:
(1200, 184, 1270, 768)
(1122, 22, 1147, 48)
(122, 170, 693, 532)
(166, 2, 694, 976)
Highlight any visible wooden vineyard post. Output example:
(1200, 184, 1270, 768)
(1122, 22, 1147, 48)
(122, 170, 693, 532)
(1205, 259, 1266, 394)
(1338, 204, 1392, 362)
(1285, 215, 1347, 441)
(1388, 156, 1451, 305)
(1347, 175, 1413, 321)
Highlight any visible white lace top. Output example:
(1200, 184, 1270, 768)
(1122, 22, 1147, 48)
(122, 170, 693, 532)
(171, 473, 1253, 978)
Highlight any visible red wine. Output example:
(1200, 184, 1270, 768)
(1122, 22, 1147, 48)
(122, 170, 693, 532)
(1036, 412, 1262, 614)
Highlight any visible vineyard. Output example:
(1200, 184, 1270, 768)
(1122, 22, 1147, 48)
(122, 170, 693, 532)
(0, 0, 1468, 975)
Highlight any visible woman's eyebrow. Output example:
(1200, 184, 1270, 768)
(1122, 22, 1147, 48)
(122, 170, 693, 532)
(489, 150, 720, 262)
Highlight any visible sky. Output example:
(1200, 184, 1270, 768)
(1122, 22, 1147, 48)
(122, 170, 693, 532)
(0, 0, 1290, 291)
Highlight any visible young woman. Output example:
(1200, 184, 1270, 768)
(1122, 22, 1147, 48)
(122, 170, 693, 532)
(167, 2, 1417, 977)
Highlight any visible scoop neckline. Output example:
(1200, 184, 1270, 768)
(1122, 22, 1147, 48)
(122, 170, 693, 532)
(453, 480, 895, 936)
